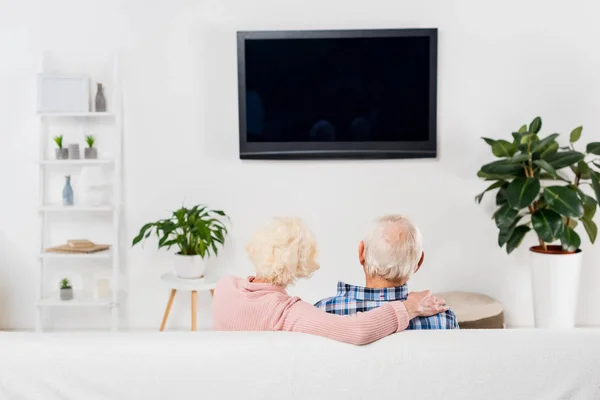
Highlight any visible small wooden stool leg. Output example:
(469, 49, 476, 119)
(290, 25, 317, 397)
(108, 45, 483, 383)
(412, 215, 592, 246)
(160, 289, 176, 332)
(191, 290, 197, 331)
(210, 289, 214, 297)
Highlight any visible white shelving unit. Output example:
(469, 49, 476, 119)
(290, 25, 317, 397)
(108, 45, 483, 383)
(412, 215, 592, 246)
(35, 56, 123, 332)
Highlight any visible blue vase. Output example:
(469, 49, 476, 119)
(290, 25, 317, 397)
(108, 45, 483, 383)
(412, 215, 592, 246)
(63, 175, 74, 206)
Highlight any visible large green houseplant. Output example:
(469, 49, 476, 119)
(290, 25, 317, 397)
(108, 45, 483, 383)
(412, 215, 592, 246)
(132, 205, 229, 279)
(475, 116, 600, 328)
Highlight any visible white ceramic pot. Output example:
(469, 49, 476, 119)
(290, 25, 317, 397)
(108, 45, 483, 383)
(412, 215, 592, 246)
(530, 246, 582, 328)
(173, 253, 205, 279)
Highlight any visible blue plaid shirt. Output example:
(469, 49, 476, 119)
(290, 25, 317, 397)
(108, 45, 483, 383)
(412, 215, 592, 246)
(315, 282, 459, 330)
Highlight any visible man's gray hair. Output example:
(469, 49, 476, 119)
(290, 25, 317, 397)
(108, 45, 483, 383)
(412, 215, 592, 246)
(363, 215, 423, 282)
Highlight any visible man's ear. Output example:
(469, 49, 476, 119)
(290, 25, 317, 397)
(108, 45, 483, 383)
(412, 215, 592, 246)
(358, 241, 366, 266)
(414, 251, 425, 274)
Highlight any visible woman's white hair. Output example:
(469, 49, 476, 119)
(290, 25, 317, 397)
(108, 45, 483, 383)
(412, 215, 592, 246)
(363, 215, 423, 282)
(245, 217, 320, 286)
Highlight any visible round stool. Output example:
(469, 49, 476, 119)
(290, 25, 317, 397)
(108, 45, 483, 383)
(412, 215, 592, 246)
(159, 272, 216, 331)
(436, 292, 504, 329)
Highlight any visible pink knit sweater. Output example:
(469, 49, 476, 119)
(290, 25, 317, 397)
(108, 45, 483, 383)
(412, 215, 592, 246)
(212, 275, 410, 345)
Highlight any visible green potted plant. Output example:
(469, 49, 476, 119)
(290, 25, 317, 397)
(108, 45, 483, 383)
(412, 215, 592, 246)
(132, 205, 229, 279)
(84, 135, 97, 159)
(53, 135, 68, 160)
(475, 116, 600, 328)
(60, 278, 73, 300)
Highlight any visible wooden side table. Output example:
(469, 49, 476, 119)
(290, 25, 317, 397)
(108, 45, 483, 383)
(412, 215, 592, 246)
(159, 272, 216, 331)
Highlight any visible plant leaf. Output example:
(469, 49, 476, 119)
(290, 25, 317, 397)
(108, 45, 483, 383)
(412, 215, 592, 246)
(543, 186, 584, 218)
(481, 159, 526, 175)
(529, 117, 542, 134)
(475, 180, 506, 204)
(510, 154, 530, 163)
(482, 137, 496, 146)
(578, 161, 591, 180)
(506, 178, 540, 209)
(531, 134, 559, 153)
(587, 142, 600, 155)
(496, 184, 509, 205)
(533, 159, 558, 178)
(506, 225, 530, 254)
(540, 142, 559, 158)
(570, 126, 583, 143)
(532, 209, 564, 243)
(544, 151, 585, 169)
(518, 125, 528, 134)
(493, 203, 519, 229)
(581, 217, 598, 244)
(498, 216, 522, 247)
(560, 227, 581, 252)
(590, 171, 600, 206)
(492, 140, 516, 157)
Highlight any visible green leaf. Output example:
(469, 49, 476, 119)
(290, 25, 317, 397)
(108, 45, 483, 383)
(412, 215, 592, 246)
(567, 218, 578, 229)
(533, 159, 558, 178)
(578, 161, 591, 179)
(492, 140, 516, 157)
(510, 154, 530, 163)
(581, 194, 597, 220)
(518, 125, 528, 134)
(481, 159, 525, 176)
(544, 151, 585, 169)
(582, 217, 598, 244)
(560, 227, 581, 252)
(590, 171, 600, 205)
(543, 186, 584, 218)
(496, 185, 509, 205)
(570, 126, 583, 143)
(132, 223, 155, 246)
(493, 203, 519, 229)
(529, 117, 542, 134)
(506, 225, 530, 254)
(482, 137, 496, 146)
(498, 216, 522, 247)
(532, 209, 564, 243)
(540, 142, 559, 158)
(511, 132, 522, 145)
(587, 142, 600, 155)
(506, 178, 540, 209)
(475, 180, 506, 204)
(531, 134, 559, 153)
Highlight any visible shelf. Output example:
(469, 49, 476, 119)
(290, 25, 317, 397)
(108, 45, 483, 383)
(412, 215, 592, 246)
(37, 112, 115, 118)
(40, 250, 112, 260)
(39, 205, 114, 212)
(36, 295, 112, 307)
(39, 159, 114, 166)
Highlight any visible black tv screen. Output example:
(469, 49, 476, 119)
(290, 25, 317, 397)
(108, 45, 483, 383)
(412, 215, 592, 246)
(237, 29, 437, 159)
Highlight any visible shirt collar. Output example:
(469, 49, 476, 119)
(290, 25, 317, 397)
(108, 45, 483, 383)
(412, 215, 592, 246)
(336, 281, 408, 301)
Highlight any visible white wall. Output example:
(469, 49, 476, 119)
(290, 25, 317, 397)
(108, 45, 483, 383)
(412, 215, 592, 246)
(2, 0, 600, 330)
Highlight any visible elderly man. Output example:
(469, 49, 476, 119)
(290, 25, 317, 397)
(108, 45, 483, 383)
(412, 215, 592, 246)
(315, 215, 458, 329)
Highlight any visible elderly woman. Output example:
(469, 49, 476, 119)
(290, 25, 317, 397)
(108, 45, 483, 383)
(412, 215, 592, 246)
(212, 217, 447, 345)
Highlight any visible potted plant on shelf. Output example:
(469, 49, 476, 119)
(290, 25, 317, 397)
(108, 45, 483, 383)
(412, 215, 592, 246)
(132, 205, 229, 279)
(475, 116, 600, 328)
(84, 135, 97, 159)
(60, 278, 73, 301)
(53, 135, 68, 160)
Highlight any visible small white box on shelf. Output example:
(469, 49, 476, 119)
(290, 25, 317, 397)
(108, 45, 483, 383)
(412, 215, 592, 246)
(37, 73, 90, 113)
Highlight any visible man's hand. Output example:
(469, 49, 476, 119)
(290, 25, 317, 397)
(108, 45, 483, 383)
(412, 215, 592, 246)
(404, 290, 448, 320)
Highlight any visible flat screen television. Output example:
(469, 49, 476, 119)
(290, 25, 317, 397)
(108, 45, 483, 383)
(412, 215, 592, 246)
(237, 28, 437, 159)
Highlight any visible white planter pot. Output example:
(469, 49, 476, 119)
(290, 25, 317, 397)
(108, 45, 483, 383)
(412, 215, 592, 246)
(530, 246, 582, 328)
(173, 254, 205, 279)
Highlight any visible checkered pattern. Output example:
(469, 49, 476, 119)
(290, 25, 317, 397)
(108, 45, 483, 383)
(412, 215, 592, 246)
(315, 282, 459, 330)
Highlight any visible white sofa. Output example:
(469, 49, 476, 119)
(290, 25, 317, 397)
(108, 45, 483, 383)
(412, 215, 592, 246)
(1, 329, 599, 399)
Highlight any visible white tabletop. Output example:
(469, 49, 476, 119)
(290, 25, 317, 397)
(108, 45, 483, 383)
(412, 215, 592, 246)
(160, 272, 217, 291)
